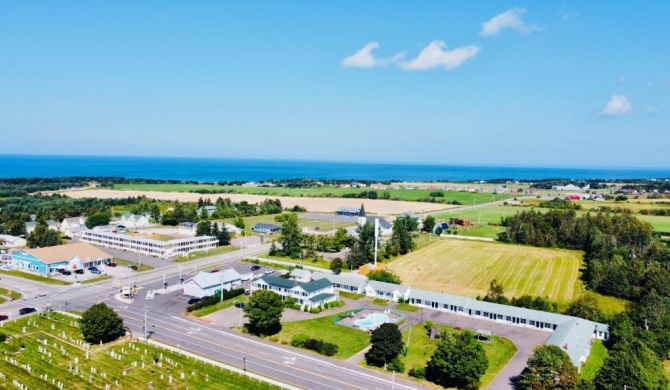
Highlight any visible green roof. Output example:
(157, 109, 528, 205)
(310, 293, 335, 303)
(299, 278, 332, 294)
(260, 275, 295, 290)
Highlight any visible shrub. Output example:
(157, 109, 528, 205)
(283, 297, 296, 308)
(291, 334, 310, 348)
(268, 336, 279, 342)
(309, 306, 322, 314)
(318, 342, 339, 357)
(387, 357, 405, 373)
(0, 333, 6, 342)
(409, 366, 426, 379)
(304, 338, 323, 351)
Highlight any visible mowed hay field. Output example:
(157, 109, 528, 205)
(388, 239, 582, 302)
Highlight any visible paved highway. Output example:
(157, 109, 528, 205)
(0, 244, 427, 390)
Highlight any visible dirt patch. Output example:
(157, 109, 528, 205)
(62, 189, 455, 215)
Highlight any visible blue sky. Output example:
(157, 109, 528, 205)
(1, 2, 668, 168)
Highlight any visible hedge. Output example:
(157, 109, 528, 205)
(186, 288, 245, 312)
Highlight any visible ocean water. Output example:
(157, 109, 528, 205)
(0, 154, 668, 182)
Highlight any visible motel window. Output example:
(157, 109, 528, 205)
(520, 319, 526, 324)
(506, 316, 511, 321)
(475, 311, 480, 316)
(415, 299, 422, 304)
(530, 320, 535, 326)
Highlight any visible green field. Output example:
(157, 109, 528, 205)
(388, 239, 582, 302)
(364, 323, 517, 389)
(0, 313, 273, 390)
(273, 312, 371, 359)
(435, 201, 670, 233)
(112, 183, 517, 204)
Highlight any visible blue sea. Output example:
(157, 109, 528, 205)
(0, 155, 668, 182)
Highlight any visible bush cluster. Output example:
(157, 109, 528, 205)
(186, 288, 245, 312)
(290, 334, 339, 356)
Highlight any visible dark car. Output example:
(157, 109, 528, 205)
(250, 265, 261, 271)
(88, 267, 102, 274)
(187, 297, 202, 305)
(57, 268, 72, 276)
(128, 265, 138, 271)
(107, 262, 117, 267)
(0, 314, 8, 321)
(19, 308, 36, 315)
(210, 269, 219, 273)
(234, 302, 245, 309)
(74, 269, 84, 275)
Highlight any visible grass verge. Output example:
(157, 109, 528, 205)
(112, 258, 153, 272)
(274, 313, 370, 360)
(0, 270, 71, 286)
(79, 275, 113, 285)
(173, 245, 238, 263)
(395, 303, 419, 313)
(580, 340, 608, 381)
(339, 291, 364, 300)
(191, 296, 249, 318)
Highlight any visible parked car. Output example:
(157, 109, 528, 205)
(264, 268, 275, 274)
(250, 265, 261, 271)
(314, 226, 320, 231)
(107, 262, 117, 267)
(57, 268, 72, 276)
(0, 314, 8, 321)
(187, 297, 201, 305)
(234, 302, 245, 309)
(128, 265, 138, 271)
(210, 269, 219, 273)
(19, 308, 36, 315)
(88, 267, 102, 274)
(74, 269, 84, 275)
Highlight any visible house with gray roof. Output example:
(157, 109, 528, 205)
(364, 280, 411, 302)
(252, 223, 281, 234)
(251, 275, 335, 310)
(182, 269, 242, 298)
(288, 269, 312, 283)
(198, 205, 217, 217)
(25, 219, 60, 235)
(312, 271, 368, 294)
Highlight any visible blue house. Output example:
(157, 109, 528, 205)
(10, 242, 112, 275)
(252, 223, 281, 234)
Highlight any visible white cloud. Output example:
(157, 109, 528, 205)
(601, 95, 633, 116)
(480, 8, 542, 37)
(341, 42, 403, 69)
(399, 41, 480, 71)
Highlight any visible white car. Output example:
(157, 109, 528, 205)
(264, 268, 275, 274)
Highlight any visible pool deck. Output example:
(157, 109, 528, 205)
(336, 308, 404, 331)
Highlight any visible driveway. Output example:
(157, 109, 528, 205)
(403, 306, 550, 390)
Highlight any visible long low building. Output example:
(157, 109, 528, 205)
(183, 269, 242, 298)
(81, 230, 218, 259)
(7, 242, 112, 275)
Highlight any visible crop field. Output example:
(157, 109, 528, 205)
(111, 183, 513, 204)
(388, 239, 582, 302)
(0, 313, 272, 389)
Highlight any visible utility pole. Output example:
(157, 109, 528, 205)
(392, 371, 395, 390)
(143, 305, 148, 340)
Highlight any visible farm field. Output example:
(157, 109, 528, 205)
(388, 239, 582, 302)
(63, 189, 452, 214)
(0, 312, 273, 390)
(435, 201, 670, 233)
(111, 183, 517, 204)
(215, 214, 354, 236)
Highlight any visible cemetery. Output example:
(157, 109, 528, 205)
(0, 312, 274, 389)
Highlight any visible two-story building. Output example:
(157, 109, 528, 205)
(251, 275, 335, 310)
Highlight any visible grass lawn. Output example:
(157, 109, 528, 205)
(339, 291, 364, 300)
(0, 313, 273, 390)
(0, 288, 21, 300)
(79, 275, 113, 285)
(580, 340, 608, 381)
(0, 270, 71, 286)
(172, 245, 238, 263)
(388, 239, 582, 303)
(191, 295, 249, 317)
(112, 258, 153, 272)
(261, 253, 332, 270)
(274, 313, 370, 360)
(363, 323, 516, 389)
(369, 298, 390, 306)
(395, 303, 419, 313)
(665, 360, 670, 381)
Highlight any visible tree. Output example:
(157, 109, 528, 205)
(484, 279, 509, 304)
(244, 290, 284, 336)
(423, 215, 436, 233)
(233, 215, 245, 230)
(347, 222, 375, 269)
(3, 218, 26, 236)
(27, 221, 63, 248)
(161, 210, 178, 226)
(514, 345, 578, 390)
(217, 225, 231, 246)
(389, 216, 416, 256)
(85, 210, 111, 229)
(595, 339, 668, 390)
(149, 204, 161, 222)
(333, 228, 354, 250)
(80, 302, 124, 344)
(279, 213, 302, 258)
(211, 222, 220, 238)
(426, 331, 488, 390)
(195, 221, 211, 236)
(368, 269, 402, 285)
(199, 207, 210, 221)
(365, 323, 404, 367)
(566, 294, 602, 322)
(330, 257, 344, 275)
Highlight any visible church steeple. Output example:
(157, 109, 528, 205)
(359, 203, 366, 217)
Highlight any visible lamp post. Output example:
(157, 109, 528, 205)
(220, 274, 224, 302)
(179, 266, 183, 283)
(243, 357, 246, 373)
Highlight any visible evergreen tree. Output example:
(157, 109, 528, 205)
(218, 225, 231, 246)
(279, 213, 302, 258)
(195, 221, 211, 236)
(365, 323, 404, 367)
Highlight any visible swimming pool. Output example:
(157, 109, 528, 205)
(354, 313, 390, 328)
